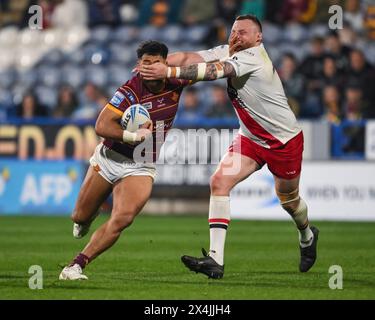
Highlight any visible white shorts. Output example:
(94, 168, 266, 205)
(89, 143, 157, 184)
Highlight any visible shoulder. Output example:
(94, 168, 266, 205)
(228, 45, 265, 67)
(231, 47, 259, 60)
(118, 75, 141, 104)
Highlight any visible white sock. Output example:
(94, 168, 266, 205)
(208, 196, 230, 266)
(299, 227, 314, 248)
(293, 199, 314, 247)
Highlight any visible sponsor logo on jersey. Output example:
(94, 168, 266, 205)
(244, 51, 255, 56)
(123, 89, 137, 104)
(142, 102, 152, 110)
(110, 91, 125, 108)
(156, 97, 166, 107)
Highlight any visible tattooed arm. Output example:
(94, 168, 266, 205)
(139, 61, 237, 82)
(169, 61, 237, 81)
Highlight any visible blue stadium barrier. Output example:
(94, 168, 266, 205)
(331, 120, 366, 159)
(0, 160, 85, 215)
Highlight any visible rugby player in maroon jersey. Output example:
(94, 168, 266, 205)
(59, 41, 191, 280)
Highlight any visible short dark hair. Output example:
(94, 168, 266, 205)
(311, 36, 324, 44)
(328, 31, 339, 39)
(283, 52, 297, 62)
(137, 40, 168, 59)
(235, 14, 262, 32)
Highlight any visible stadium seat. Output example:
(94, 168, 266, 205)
(65, 47, 85, 65)
(308, 23, 330, 38)
(35, 85, 58, 110)
(37, 65, 61, 88)
(107, 64, 132, 86)
(83, 42, 110, 65)
(183, 25, 210, 44)
(85, 65, 109, 87)
(90, 25, 112, 44)
(42, 49, 65, 65)
(283, 23, 308, 43)
(61, 64, 86, 88)
(138, 25, 161, 41)
(108, 43, 134, 65)
(90, 48, 111, 65)
(15, 47, 44, 71)
(262, 22, 282, 44)
(111, 25, 139, 43)
(119, 4, 139, 24)
(0, 26, 19, 49)
(18, 28, 41, 48)
(61, 26, 90, 53)
(0, 49, 15, 71)
(0, 69, 16, 89)
(41, 29, 64, 50)
(16, 69, 38, 88)
(0, 88, 13, 110)
(160, 25, 183, 44)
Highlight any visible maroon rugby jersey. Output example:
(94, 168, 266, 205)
(103, 74, 190, 161)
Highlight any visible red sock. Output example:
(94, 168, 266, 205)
(70, 253, 89, 269)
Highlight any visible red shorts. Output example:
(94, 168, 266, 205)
(228, 132, 304, 180)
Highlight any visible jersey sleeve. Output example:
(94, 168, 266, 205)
(106, 84, 140, 115)
(197, 45, 229, 62)
(225, 48, 263, 77)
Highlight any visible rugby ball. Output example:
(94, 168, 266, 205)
(120, 104, 151, 132)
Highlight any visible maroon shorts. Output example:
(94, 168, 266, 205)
(228, 132, 304, 180)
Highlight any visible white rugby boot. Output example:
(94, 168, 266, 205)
(59, 264, 88, 280)
(73, 222, 91, 239)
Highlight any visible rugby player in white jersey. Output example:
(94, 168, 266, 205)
(140, 15, 319, 279)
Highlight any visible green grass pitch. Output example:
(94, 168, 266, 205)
(0, 215, 374, 299)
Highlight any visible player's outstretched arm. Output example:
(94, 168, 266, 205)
(167, 52, 205, 67)
(132, 52, 204, 73)
(140, 61, 237, 82)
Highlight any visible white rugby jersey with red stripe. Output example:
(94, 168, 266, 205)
(198, 44, 301, 149)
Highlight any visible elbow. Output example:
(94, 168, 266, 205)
(168, 52, 188, 66)
(180, 53, 189, 66)
(95, 120, 104, 137)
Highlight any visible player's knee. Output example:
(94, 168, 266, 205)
(109, 215, 133, 233)
(210, 172, 230, 195)
(281, 200, 300, 214)
(276, 188, 300, 214)
(110, 209, 138, 232)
